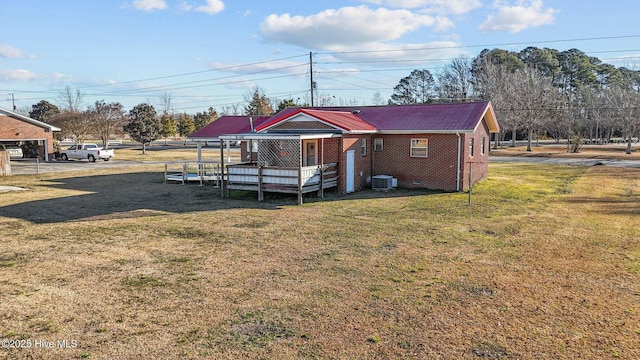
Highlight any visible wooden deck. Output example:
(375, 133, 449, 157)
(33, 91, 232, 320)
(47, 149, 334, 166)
(164, 162, 223, 186)
(225, 162, 338, 204)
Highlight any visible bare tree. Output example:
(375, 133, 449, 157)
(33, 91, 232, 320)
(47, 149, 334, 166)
(511, 67, 555, 151)
(371, 91, 385, 105)
(57, 86, 84, 112)
(220, 104, 241, 116)
(436, 56, 475, 102)
(49, 111, 91, 143)
(159, 91, 173, 115)
(87, 100, 125, 149)
(605, 85, 640, 154)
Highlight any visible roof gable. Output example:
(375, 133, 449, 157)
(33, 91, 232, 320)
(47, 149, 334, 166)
(256, 109, 377, 133)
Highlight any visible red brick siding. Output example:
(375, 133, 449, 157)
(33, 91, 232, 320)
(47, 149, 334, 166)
(338, 135, 372, 193)
(321, 137, 341, 164)
(372, 134, 460, 191)
(0, 115, 56, 158)
(461, 120, 491, 190)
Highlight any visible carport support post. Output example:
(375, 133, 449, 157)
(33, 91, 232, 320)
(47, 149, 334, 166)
(197, 141, 202, 163)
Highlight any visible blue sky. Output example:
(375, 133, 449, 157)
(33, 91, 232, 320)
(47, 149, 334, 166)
(2, 0, 639, 114)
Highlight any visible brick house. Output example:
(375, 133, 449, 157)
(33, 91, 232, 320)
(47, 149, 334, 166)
(0, 107, 61, 161)
(189, 101, 499, 203)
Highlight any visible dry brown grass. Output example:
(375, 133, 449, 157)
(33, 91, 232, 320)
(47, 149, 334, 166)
(0, 162, 639, 359)
(491, 143, 640, 160)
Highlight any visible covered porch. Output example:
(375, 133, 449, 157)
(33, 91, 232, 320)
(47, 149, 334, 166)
(219, 133, 339, 205)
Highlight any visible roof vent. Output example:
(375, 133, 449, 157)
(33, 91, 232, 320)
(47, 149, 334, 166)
(352, 110, 361, 114)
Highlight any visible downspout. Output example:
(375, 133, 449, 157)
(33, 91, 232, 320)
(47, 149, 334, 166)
(456, 132, 461, 192)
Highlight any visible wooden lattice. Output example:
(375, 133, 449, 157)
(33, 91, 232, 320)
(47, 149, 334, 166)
(257, 139, 300, 167)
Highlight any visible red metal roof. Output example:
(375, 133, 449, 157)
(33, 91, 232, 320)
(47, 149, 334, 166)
(189, 115, 271, 139)
(189, 102, 499, 138)
(356, 102, 496, 132)
(256, 108, 377, 132)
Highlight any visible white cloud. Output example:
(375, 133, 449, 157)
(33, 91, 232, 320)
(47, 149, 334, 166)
(132, 0, 167, 12)
(0, 69, 37, 82)
(360, 0, 482, 14)
(322, 41, 468, 65)
(178, 1, 193, 12)
(208, 60, 307, 76)
(195, 0, 224, 15)
(260, 6, 450, 50)
(0, 45, 26, 58)
(479, 0, 558, 33)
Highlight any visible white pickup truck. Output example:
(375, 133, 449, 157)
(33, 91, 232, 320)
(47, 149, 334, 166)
(60, 143, 114, 162)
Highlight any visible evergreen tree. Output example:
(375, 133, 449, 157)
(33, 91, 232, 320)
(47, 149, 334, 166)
(244, 87, 273, 115)
(124, 103, 159, 154)
(388, 69, 435, 105)
(177, 113, 196, 137)
(29, 100, 60, 122)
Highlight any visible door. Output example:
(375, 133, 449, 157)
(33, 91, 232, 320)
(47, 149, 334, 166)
(346, 150, 355, 193)
(303, 140, 317, 166)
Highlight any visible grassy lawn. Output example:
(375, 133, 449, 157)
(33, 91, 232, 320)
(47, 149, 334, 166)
(0, 162, 639, 359)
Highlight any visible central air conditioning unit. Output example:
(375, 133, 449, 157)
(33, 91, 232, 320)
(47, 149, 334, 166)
(372, 175, 394, 190)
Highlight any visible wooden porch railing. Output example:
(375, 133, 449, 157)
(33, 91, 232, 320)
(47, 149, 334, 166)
(225, 162, 338, 204)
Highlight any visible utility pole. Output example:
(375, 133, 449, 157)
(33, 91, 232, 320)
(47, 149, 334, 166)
(11, 93, 16, 111)
(467, 161, 484, 206)
(309, 52, 315, 107)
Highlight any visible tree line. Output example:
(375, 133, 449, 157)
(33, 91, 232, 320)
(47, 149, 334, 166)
(27, 89, 220, 152)
(388, 47, 640, 154)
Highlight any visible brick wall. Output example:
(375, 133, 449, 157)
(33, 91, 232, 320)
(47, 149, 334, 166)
(461, 121, 491, 190)
(372, 134, 460, 191)
(338, 134, 372, 193)
(0, 115, 56, 158)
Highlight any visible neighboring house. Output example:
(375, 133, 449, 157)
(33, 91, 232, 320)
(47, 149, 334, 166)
(189, 101, 499, 203)
(0, 107, 61, 161)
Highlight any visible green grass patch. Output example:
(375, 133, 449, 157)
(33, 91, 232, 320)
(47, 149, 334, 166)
(1, 162, 639, 359)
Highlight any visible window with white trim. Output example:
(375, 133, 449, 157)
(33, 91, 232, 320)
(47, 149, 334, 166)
(410, 138, 428, 157)
(374, 138, 383, 151)
(469, 138, 474, 157)
(361, 138, 367, 156)
(481, 137, 486, 155)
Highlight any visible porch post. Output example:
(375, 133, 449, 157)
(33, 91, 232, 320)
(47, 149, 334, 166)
(258, 166, 263, 202)
(298, 138, 303, 205)
(298, 166, 303, 205)
(197, 141, 202, 163)
(319, 138, 324, 198)
(220, 141, 225, 198)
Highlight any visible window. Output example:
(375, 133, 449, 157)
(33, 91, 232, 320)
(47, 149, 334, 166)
(469, 138, 474, 157)
(361, 138, 367, 156)
(374, 138, 383, 151)
(481, 137, 486, 155)
(410, 138, 428, 157)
